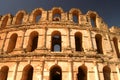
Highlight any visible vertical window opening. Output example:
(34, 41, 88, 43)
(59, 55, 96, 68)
(77, 65, 87, 80)
(33, 10, 42, 23)
(15, 13, 24, 25)
(73, 15, 78, 23)
(71, 10, 79, 23)
(31, 36, 38, 51)
(7, 34, 18, 53)
(27, 31, 38, 52)
(50, 65, 62, 80)
(90, 14, 96, 27)
(52, 9, 61, 21)
(113, 37, 120, 58)
(53, 14, 61, 21)
(0, 66, 9, 80)
(51, 31, 61, 52)
(36, 15, 41, 23)
(103, 66, 111, 80)
(1, 16, 8, 28)
(21, 65, 33, 80)
(95, 34, 103, 54)
(75, 32, 82, 51)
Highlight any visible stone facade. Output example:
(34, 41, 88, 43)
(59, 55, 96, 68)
(0, 7, 120, 80)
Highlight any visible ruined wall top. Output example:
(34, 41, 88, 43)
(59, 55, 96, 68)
(0, 7, 119, 33)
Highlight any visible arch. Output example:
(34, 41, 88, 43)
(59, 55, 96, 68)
(69, 8, 82, 23)
(51, 31, 61, 52)
(51, 7, 64, 21)
(7, 33, 18, 53)
(113, 37, 120, 58)
(77, 64, 87, 80)
(26, 31, 39, 52)
(1, 15, 9, 28)
(21, 64, 33, 80)
(31, 8, 44, 23)
(15, 10, 26, 25)
(50, 64, 62, 80)
(87, 11, 99, 27)
(95, 34, 103, 54)
(75, 32, 82, 51)
(0, 66, 9, 80)
(103, 66, 111, 80)
(1, 14, 12, 28)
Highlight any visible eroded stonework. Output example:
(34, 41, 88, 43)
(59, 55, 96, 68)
(0, 7, 120, 80)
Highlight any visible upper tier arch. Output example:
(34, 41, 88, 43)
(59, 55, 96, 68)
(13, 10, 27, 25)
(0, 14, 13, 28)
(69, 8, 82, 23)
(30, 8, 45, 23)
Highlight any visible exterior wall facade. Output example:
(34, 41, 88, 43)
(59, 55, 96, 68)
(0, 7, 120, 80)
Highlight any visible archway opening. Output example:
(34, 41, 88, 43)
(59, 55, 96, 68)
(72, 10, 79, 23)
(51, 31, 61, 52)
(52, 9, 61, 21)
(33, 10, 42, 23)
(113, 37, 120, 58)
(27, 31, 38, 52)
(75, 32, 82, 51)
(90, 13, 96, 27)
(21, 64, 33, 80)
(0, 66, 9, 80)
(1, 16, 8, 28)
(50, 65, 62, 80)
(15, 12, 24, 25)
(77, 65, 87, 80)
(95, 34, 103, 54)
(7, 33, 18, 53)
(103, 66, 111, 80)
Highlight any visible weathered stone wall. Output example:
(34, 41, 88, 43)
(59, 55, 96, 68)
(0, 7, 120, 80)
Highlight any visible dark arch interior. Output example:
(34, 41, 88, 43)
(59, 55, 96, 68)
(0, 66, 9, 80)
(72, 11, 79, 23)
(50, 65, 62, 80)
(33, 10, 42, 23)
(15, 13, 24, 24)
(103, 66, 111, 80)
(95, 34, 103, 54)
(7, 34, 18, 53)
(113, 37, 120, 58)
(27, 31, 38, 52)
(90, 13, 96, 27)
(21, 65, 33, 80)
(77, 65, 87, 80)
(51, 31, 61, 52)
(75, 32, 82, 51)
(1, 16, 8, 28)
(52, 9, 61, 21)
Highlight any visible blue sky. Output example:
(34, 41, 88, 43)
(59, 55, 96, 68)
(0, 0, 120, 27)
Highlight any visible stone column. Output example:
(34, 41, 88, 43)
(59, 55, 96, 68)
(94, 61, 100, 80)
(106, 34, 113, 52)
(65, 27, 72, 52)
(41, 60, 45, 80)
(68, 60, 73, 80)
(111, 71, 115, 80)
(21, 29, 26, 52)
(36, 27, 47, 53)
(13, 61, 20, 80)
(116, 65, 120, 80)
(43, 27, 47, 48)
(67, 28, 71, 48)
(88, 29, 94, 51)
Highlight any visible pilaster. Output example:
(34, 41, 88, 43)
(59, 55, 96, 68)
(94, 61, 100, 80)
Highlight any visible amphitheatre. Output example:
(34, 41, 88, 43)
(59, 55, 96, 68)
(0, 7, 120, 80)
